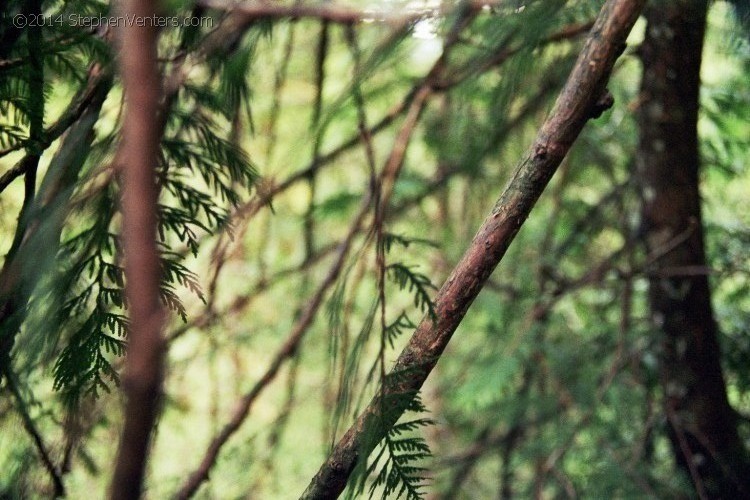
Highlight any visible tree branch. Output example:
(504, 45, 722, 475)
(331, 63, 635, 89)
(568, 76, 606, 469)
(5, 369, 65, 497)
(176, 87, 432, 499)
(0, 58, 113, 164)
(300, 0, 646, 497)
(0, 63, 111, 384)
(109, 0, 165, 497)
(176, 194, 371, 500)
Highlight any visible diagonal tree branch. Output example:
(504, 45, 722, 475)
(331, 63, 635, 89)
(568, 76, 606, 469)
(0, 63, 112, 384)
(300, 0, 646, 497)
(216, 17, 593, 239)
(0, 44, 114, 164)
(5, 368, 65, 497)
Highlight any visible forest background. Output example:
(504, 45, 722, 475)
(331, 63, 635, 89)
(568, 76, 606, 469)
(0, 0, 749, 498)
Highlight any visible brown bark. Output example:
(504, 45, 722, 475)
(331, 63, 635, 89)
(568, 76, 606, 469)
(109, 0, 165, 498)
(637, 1, 750, 497)
(300, 0, 646, 498)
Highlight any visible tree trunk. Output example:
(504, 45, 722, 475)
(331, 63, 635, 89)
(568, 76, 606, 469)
(637, 1, 750, 497)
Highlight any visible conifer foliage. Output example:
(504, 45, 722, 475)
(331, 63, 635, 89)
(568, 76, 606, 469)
(1, 0, 257, 402)
(1, 0, 749, 498)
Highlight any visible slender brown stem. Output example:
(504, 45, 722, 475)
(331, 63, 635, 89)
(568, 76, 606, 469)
(5, 369, 65, 497)
(109, 0, 165, 497)
(176, 86, 432, 499)
(176, 191, 373, 500)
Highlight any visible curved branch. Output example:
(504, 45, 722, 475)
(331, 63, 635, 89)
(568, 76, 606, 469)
(0, 65, 114, 164)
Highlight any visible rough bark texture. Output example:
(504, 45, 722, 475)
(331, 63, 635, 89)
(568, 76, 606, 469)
(637, 1, 750, 497)
(300, 0, 646, 498)
(109, 1, 165, 498)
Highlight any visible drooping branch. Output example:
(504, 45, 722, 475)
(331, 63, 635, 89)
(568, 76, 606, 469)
(0, 76, 111, 193)
(108, 0, 165, 497)
(300, 0, 646, 497)
(0, 53, 113, 164)
(0, 63, 111, 382)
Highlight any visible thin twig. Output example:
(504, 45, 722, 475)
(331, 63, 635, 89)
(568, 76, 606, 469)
(176, 85, 432, 500)
(176, 191, 373, 500)
(4, 369, 65, 497)
(666, 403, 710, 500)
(264, 22, 297, 164)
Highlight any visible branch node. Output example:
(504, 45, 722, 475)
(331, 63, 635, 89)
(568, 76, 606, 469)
(533, 143, 548, 160)
(590, 88, 615, 119)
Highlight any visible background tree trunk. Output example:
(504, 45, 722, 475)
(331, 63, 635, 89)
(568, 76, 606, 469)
(637, 1, 750, 497)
